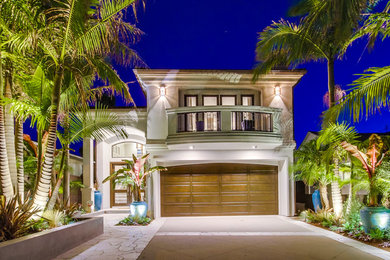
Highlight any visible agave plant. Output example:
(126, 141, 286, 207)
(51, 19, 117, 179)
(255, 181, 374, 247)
(103, 154, 166, 202)
(341, 134, 389, 206)
(0, 194, 40, 242)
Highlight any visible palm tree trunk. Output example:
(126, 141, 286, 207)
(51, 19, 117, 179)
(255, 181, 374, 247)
(319, 184, 330, 210)
(15, 118, 24, 200)
(332, 157, 343, 218)
(0, 53, 13, 200)
(46, 177, 62, 211)
(0, 105, 13, 200)
(4, 70, 18, 191)
(346, 160, 353, 215)
(327, 58, 336, 108)
(33, 66, 63, 211)
(63, 114, 70, 206)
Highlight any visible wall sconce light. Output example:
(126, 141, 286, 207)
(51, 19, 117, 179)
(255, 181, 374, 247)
(274, 85, 281, 96)
(160, 85, 166, 97)
(189, 145, 194, 150)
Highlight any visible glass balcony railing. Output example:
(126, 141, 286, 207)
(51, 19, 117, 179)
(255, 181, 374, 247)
(167, 106, 281, 135)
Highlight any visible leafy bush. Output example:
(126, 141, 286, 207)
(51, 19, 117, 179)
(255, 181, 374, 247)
(342, 199, 363, 232)
(0, 195, 40, 242)
(300, 209, 340, 227)
(55, 201, 83, 224)
(117, 215, 152, 226)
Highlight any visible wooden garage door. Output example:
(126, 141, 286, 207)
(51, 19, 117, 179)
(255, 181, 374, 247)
(161, 164, 278, 216)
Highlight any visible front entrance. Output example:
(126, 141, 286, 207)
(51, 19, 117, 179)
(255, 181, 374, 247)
(160, 163, 278, 216)
(110, 162, 131, 207)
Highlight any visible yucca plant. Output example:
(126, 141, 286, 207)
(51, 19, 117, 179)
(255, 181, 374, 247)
(42, 210, 65, 228)
(0, 194, 40, 242)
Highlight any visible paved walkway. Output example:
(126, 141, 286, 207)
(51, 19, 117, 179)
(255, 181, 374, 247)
(56, 215, 390, 260)
(55, 214, 165, 260)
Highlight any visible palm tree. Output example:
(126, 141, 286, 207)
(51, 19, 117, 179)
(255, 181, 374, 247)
(254, 0, 375, 111)
(26, 0, 142, 211)
(293, 139, 331, 210)
(317, 123, 359, 217)
(325, 2, 390, 123)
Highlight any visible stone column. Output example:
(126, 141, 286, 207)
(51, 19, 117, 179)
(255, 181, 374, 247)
(81, 138, 94, 212)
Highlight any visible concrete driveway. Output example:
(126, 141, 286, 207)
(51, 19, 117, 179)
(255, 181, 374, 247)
(138, 216, 390, 260)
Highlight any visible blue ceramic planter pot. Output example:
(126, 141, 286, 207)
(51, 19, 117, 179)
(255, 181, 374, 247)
(360, 206, 390, 233)
(130, 201, 148, 218)
(94, 190, 102, 211)
(312, 190, 322, 212)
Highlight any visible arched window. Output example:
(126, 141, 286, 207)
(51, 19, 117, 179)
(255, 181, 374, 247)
(112, 142, 144, 158)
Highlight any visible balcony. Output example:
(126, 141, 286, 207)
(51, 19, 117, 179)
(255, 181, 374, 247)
(166, 106, 283, 148)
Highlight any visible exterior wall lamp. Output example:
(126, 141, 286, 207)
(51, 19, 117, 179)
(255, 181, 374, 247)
(274, 85, 281, 96)
(160, 84, 166, 97)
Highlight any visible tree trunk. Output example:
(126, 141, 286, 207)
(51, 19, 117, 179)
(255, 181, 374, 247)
(46, 177, 62, 211)
(346, 160, 353, 215)
(33, 66, 63, 211)
(15, 118, 24, 200)
(0, 53, 13, 200)
(319, 184, 330, 210)
(4, 69, 18, 192)
(327, 58, 336, 108)
(332, 158, 343, 218)
(63, 114, 70, 206)
(0, 105, 13, 200)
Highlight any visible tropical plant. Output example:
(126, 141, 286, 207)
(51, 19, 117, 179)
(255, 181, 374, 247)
(103, 154, 166, 202)
(117, 215, 152, 226)
(325, 1, 390, 123)
(0, 194, 40, 242)
(317, 123, 359, 217)
(253, 0, 375, 111)
(293, 139, 331, 209)
(42, 209, 65, 228)
(341, 134, 390, 206)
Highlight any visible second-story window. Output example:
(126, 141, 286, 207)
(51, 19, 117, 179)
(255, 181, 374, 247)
(241, 95, 254, 106)
(185, 95, 197, 107)
(221, 95, 236, 106)
(203, 96, 218, 106)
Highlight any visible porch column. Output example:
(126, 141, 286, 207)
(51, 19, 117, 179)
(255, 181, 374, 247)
(81, 138, 94, 212)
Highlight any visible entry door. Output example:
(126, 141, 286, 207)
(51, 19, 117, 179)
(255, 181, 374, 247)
(110, 162, 131, 207)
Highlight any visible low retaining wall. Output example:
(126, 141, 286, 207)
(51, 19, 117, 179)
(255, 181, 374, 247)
(0, 217, 103, 260)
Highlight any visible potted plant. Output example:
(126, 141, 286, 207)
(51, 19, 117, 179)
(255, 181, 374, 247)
(341, 134, 390, 233)
(103, 153, 166, 217)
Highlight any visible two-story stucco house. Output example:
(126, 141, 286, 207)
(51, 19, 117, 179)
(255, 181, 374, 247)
(81, 69, 305, 217)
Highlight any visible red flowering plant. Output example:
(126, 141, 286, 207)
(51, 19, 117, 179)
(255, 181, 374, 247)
(103, 154, 166, 202)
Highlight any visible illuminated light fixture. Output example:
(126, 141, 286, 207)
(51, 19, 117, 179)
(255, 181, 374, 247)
(189, 145, 194, 150)
(252, 145, 258, 149)
(274, 85, 281, 96)
(160, 84, 166, 97)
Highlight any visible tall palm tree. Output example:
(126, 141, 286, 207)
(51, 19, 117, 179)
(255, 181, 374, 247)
(28, 0, 142, 211)
(293, 139, 331, 209)
(254, 0, 375, 110)
(325, 1, 390, 123)
(317, 123, 359, 217)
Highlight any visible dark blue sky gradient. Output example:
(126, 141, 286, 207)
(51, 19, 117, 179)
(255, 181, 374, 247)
(25, 0, 390, 156)
(118, 0, 390, 148)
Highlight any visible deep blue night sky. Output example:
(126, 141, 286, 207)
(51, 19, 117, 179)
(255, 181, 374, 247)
(25, 0, 390, 155)
(118, 0, 390, 148)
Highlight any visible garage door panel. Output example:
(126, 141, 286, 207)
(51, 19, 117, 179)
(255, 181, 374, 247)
(192, 184, 219, 192)
(164, 185, 191, 193)
(221, 194, 248, 203)
(192, 174, 219, 182)
(161, 164, 278, 216)
(192, 194, 220, 203)
(163, 195, 191, 203)
(221, 183, 248, 192)
(249, 183, 276, 191)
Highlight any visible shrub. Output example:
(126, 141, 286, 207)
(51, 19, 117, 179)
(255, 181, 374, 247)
(300, 209, 340, 227)
(55, 201, 83, 224)
(117, 215, 152, 226)
(0, 195, 40, 242)
(342, 199, 363, 232)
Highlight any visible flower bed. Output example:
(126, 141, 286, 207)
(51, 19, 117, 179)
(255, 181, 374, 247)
(0, 217, 103, 260)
